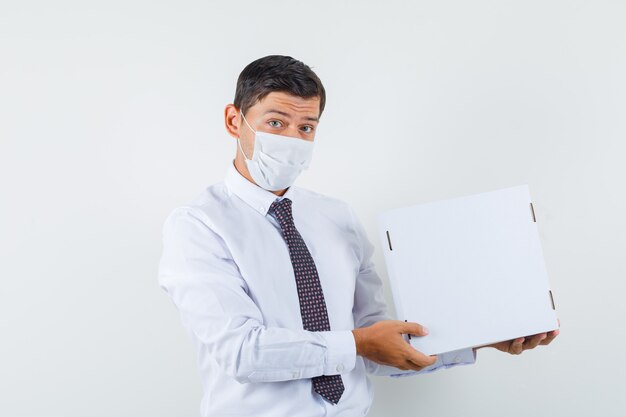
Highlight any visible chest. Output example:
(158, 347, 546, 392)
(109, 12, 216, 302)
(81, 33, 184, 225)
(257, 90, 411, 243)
(220, 209, 360, 330)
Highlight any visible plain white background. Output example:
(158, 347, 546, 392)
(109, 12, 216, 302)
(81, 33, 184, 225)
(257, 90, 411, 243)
(1, 1, 624, 416)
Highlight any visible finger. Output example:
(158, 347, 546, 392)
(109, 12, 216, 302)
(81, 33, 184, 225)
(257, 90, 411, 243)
(510, 337, 525, 354)
(406, 354, 438, 371)
(400, 321, 429, 337)
(405, 347, 438, 367)
(492, 340, 513, 352)
(540, 329, 560, 345)
(395, 362, 410, 371)
(403, 360, 426, 372)
(523, 333, 546, 350)
(406, 351, 437, 367)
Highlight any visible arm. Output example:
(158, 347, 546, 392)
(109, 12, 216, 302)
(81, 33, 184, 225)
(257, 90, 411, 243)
(347, 205, 477, 376)
(157, 206, 356, 384)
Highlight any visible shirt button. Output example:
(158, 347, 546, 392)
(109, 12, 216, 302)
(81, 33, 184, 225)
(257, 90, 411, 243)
(259, 206, 264, 212)
(292, 372, 299, 379)
(453, 356, 461, 363)
(336, 363, 344, 372)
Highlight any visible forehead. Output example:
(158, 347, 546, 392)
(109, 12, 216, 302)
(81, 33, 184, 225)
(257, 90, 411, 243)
(251, 91, 320, 119)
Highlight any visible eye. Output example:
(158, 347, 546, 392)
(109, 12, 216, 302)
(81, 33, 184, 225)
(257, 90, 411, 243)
(301, 125, 315, 133)
(268, 120, 282, 128)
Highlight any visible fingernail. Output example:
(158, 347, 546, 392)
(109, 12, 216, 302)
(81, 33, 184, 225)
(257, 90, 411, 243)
(423, 327, 429, 335)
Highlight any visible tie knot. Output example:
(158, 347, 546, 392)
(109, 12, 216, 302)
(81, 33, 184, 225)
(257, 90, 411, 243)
(268, 198, 293, 229)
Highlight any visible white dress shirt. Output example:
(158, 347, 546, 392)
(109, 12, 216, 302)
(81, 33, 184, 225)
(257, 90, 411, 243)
(157, 160, 476, 417)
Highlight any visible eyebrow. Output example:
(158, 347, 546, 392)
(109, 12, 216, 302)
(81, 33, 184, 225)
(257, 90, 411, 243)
(263, 109, 319, 122)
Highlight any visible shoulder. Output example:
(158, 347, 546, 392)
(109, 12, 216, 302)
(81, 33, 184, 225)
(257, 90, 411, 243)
(160, 182, 239, 264)
(162, 180, 232, 231)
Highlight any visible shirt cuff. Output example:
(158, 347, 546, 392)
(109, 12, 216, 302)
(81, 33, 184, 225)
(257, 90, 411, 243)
(389, 347, 477, 377)
(318, 330, 357, 375)
(440, 347, 477, 368)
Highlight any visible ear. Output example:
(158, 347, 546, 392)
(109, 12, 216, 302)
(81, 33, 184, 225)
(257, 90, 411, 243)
(224, 104, 241, 139)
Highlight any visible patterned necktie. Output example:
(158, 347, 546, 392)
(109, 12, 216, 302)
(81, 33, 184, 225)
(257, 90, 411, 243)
(268, 197, 345, 405)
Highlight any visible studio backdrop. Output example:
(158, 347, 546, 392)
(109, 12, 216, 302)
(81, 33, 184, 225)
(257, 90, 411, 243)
(1, 1, 624, 416)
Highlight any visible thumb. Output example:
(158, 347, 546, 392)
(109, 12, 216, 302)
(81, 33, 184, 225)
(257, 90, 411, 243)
(400, 321, 429, 337)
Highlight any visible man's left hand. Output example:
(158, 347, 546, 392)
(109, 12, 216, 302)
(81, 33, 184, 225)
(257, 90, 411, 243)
(474, 319, 560, 355)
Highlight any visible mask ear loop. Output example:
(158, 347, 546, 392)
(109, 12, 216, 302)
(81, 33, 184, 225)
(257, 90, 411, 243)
(240, 110, 256, 134)
(237, 109, 254, 160)
(237, 137, 250, 161)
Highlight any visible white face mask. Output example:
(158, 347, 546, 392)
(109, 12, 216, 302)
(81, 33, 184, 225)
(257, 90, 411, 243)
(237, 110, 315, 191)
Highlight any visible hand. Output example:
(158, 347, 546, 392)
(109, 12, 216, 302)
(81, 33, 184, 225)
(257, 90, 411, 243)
(475, 318, 560, 355)
(352, 320, 437, 371)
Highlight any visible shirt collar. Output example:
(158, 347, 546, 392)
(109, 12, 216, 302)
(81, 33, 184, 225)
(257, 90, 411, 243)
(224, 159, 297, 216)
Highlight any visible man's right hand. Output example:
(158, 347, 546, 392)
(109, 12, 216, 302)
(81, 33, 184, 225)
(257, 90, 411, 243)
(351, 320, 437, 371)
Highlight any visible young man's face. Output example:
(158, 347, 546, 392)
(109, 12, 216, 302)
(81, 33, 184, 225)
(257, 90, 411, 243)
(225, 91, 321, 195)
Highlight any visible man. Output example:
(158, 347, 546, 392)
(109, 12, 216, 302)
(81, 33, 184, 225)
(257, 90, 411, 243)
(157, 55, 559, 416)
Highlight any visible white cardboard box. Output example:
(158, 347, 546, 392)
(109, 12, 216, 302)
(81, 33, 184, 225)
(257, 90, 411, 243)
(377, 184, 559, 356)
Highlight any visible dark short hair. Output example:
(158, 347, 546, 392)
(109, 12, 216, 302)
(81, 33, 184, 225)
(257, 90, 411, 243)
(234, 55, 326, 118)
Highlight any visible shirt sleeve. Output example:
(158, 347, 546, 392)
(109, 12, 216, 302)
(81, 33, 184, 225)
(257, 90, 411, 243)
(157, 206, 356, 384)
(346, 204, 477, 377)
